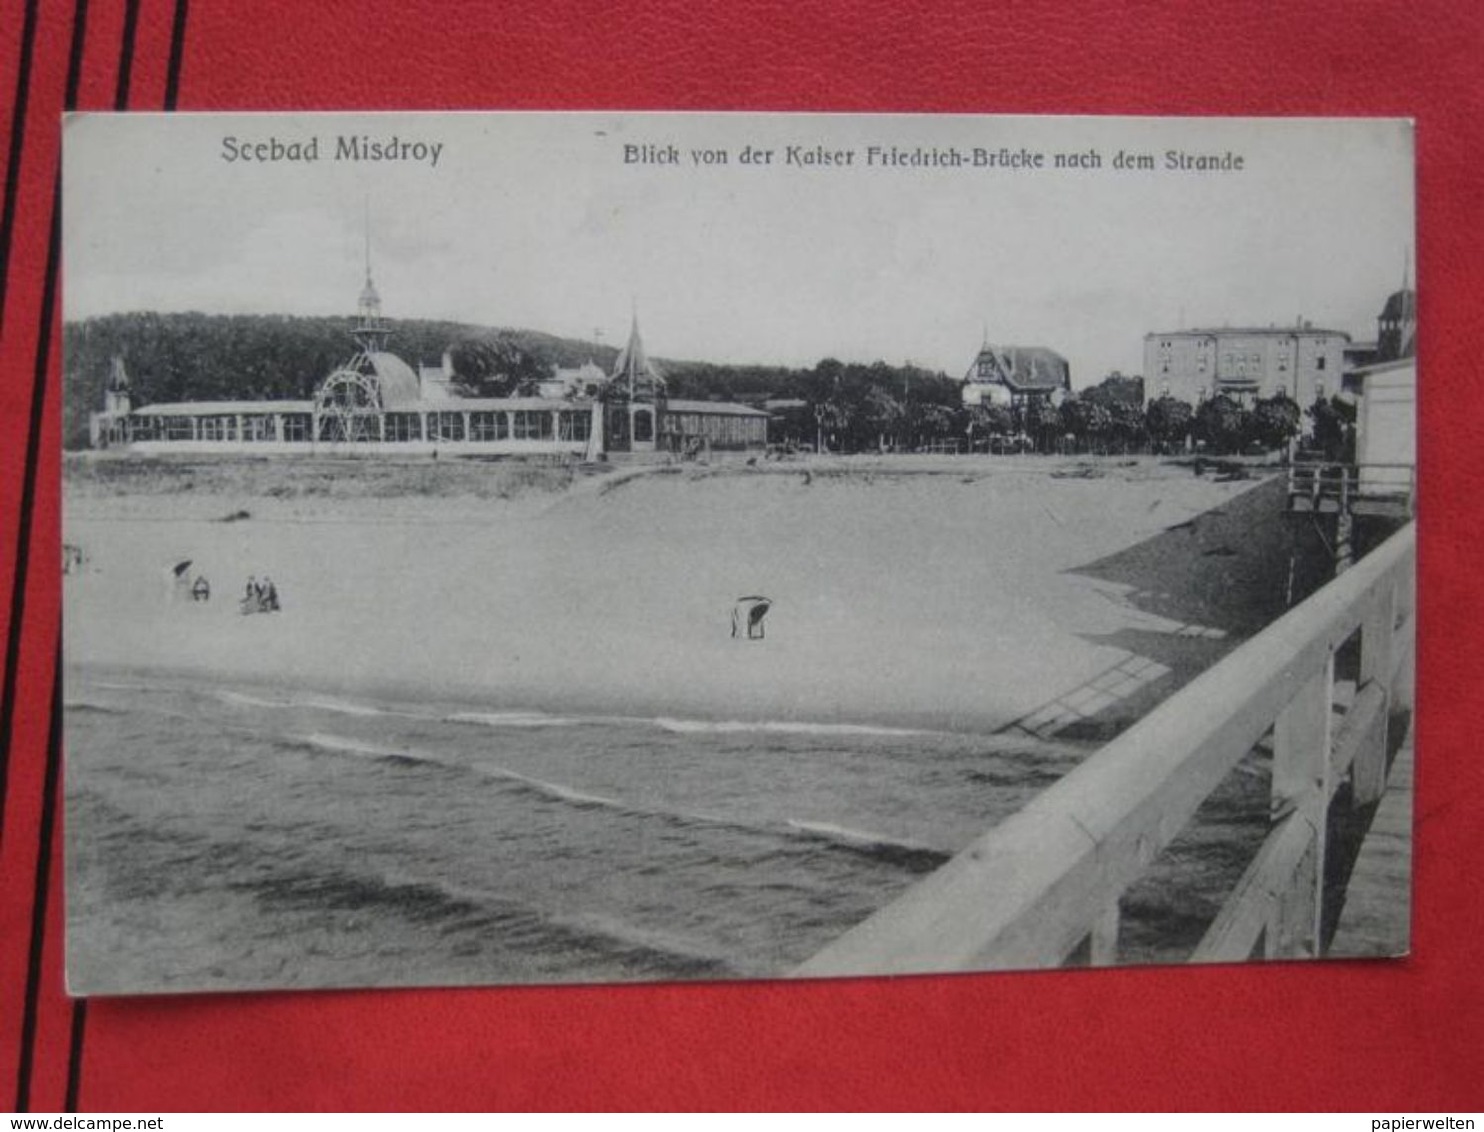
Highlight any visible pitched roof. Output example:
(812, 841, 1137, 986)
(131, 400, 316, 417)
(1146, 326, 1351, 340)
(965, 345, 1070, 393)
(1380, 289, 1416, 321)
(666, 399, 770, 417)
(608, 315, 665, 397)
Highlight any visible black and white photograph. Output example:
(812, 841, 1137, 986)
(62, 112, 1416, 994)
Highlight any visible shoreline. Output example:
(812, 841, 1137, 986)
(65, 662, 1096, 746)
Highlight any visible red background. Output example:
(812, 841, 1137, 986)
(2, 0, 1480, 1112)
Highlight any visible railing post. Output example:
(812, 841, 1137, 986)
(1267, 655, 1333, 958)
(1353, 583, 1396, 805)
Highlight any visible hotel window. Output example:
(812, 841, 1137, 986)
(282, 414, 311, 442)
(513, 411, 553, 440)
(1316, 356, 1327, 370)
(244, 416, 274, 442)
(429, 412, 465, 442)
(385, 413, 422, 442)
(558, 411, 590, 442)
(469, 412, 505, 441)
(201, 416, 237, 441)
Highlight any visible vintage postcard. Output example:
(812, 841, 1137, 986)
(62, 113, 1415, 993)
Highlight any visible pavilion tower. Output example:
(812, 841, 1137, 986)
(351, 220, 393, 355)
(314, 218, 420, 443)
(603, 310, 665, 452)
(1376, 252, 1416, 363)
(104, 355, 131, 416)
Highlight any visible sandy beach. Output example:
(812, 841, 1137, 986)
(62, 455, 1288, 734)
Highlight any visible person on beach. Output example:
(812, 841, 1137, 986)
(262, 577, 279, 612)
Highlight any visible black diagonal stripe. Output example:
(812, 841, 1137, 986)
(63, 998, 87, 1112)
(13, 645, 63, 1113)
(55, 8, 93, 1110)
(164, 0, 190, 110)
(114, 0, 141, 111)
(1, 0, 88, 848)
(64, 0, 90, 112)
(0, 173, 61, 851)
(45, 3, 185, 1109)
(0, 0, 41, 337)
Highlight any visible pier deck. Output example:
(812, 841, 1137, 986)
(1329, 718, 1415, 957)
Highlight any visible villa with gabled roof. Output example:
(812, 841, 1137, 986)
(961, 342, 1071, 408)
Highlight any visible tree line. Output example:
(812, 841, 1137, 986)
(766, 359, 1339, 459)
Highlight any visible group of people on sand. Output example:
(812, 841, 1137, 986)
(241, 575, 280, 615)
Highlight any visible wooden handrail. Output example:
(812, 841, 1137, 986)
(1289, 462, 1415, 496)
(795, 523, 1415, 977)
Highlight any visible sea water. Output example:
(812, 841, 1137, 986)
(64, 673, 1267, 993)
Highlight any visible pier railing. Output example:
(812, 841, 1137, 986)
(795, 522, 1415, 976)
(1288, 462, 1415, 516)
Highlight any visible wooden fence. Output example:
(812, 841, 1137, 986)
(1288, 462, 1416, 517)
(795, 523, 1416, 976)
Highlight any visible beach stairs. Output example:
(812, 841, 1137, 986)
(998, 653, 1174, 741)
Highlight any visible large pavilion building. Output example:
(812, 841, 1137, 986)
(88, 268, 767, 459)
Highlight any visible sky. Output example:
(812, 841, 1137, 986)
(63, 112, 1414, 387)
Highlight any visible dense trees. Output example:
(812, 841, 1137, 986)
(1146, 395, 1194, 452)
(447, 331, 551, 397)
(1307, 394, 1357, 462)
(1249, 394, 1302, 452)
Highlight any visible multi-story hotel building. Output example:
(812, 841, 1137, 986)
(1143, 323, 1350, 406)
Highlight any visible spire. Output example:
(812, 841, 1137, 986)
(358, 200, 381, 320)
(1399, 246, 1416, 358)
(352, 202, 391, 354)
(607, 308, 663, 401)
